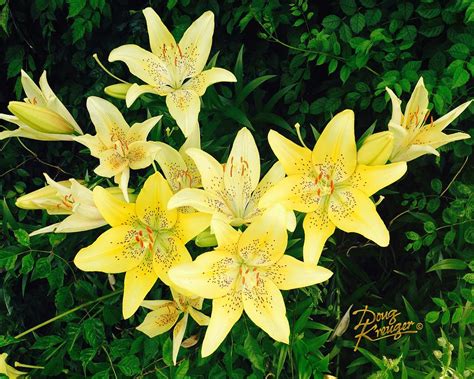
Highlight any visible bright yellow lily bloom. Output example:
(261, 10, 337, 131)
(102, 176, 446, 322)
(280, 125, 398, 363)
(260, 110, 408, 264)
(16, 173, 128, 236)
(0, 353, 27, 379)
(167, 127, 295, 229)
(154, 126, 201, 193)
(386, 77, 472, 162)
(0, 70, 83, 141)
(74, 96, 161, 202)
(137, 287, 209, 365)
(169, 206, 333, 357)
(74, 172, 211, 319)
(108, 8, 237, 137)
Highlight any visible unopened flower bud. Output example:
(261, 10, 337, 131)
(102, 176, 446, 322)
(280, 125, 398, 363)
(433, 350, 443, 359)
(8, 102, 75, 134)
(104, 83, 132, 100)
(195, 228, 217, 247)
(357, 131, 394, 165)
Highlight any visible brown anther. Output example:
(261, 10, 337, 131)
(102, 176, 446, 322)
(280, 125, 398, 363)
(317, 188, 321, 196)
(245, 268, 250, 274)
(138, 230, 143, 236)
(242, 277, 245, 284)
(146, 226, 153, 235)
(139, 240, 144, 248)
(318, 172, 323, 180)
(253, 267, 257, 272)
(330, 180, 334, 193)
(135, 235, 140, 242)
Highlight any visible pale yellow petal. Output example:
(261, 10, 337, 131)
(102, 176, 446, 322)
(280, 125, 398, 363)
(415, 130, 470, 150)
(328, 188, 389, 247)
(53, 213, 107, 233)
(136, 303, 180, 337)
(185, 147, 224, 194)
(385, 87, 403, 126)
(223, 127, 260, 217)
(303, 208, 335, 265)
(141, 299, 177, 311)
(86, 96, 129, 144)
(153, 236, 192, 287)
(136, 172, 178, 230)
(268, 130, 312, 175)
(178, 11, 214, 78)
(143, 7, 177, 56)
(173, 211, 212, 243)
(431, 100, 472, 132)
(74, 134, 108, 157)
(127, 115, 162, 143)
(20, 69, 46, 106)
(109, 44, 173, 89)
(94, 149, 128, 178)
(168, 188, 230, 217)
(210, 215, 241, 248)
(390, 144, 439, 162)
(238, 205, 287, 266)
(242, 278, 289, 344)
(201, 290, 243, 357)
(312, 109, 356, 183)
(127, 141, 159, 170)
(125, 83, 164, 107)
(346, 162, 407, 197)
(182, 68, 237, 96)
(265, 255, 333, 290)
(259, 174, 320, 213)
(168, 250, 240, 299)
(154, 142, 193, 192)
(403, 77, 429, 129)
(166, 90, 201, 137)
(173, 313, 188, 365)
(189, 308, 210, 326)
(123, 251, 158, 318)
(74, 225, 144, 273)
(93, 186, 137, 227)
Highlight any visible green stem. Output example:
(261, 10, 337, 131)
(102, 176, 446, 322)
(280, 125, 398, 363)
(14, 291, 122, 339)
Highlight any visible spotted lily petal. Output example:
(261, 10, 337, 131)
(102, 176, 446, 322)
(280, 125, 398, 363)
(268, 130, 312, 175)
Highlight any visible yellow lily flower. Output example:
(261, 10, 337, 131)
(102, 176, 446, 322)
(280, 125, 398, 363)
(108, 8, 237, 137)
(74, 96, 161, 202)
(386, 77, 472, 162)
(0, 70, 83, 141)
(169, 206, 332, 357)
(16, 173, 128, 236)
(74, 172, 211, 319)
(137, 287, 209, 365)
(0, 353, 27, 379)
(104, 83, 133, 100)
(260, 110, 408, 264)
(154, 126, 202, 193)
(357, 131, 394, 166)
(168, 127, 295, 229)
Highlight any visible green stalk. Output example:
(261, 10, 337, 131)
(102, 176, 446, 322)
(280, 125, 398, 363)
(14, 291, 122, 339)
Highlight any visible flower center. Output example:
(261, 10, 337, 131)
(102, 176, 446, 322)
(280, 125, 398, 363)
(175, 169, 193, 190)
(134, 225, 156, 251)
(313, 168, 335, 201)
(57, 193, 75, 211)
(238, 264, 262, 288)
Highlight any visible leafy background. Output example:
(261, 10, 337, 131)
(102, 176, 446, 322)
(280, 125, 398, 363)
(0, 0, 473, 377)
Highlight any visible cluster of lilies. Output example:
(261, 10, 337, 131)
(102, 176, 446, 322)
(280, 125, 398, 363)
(0, 7, 471, 371)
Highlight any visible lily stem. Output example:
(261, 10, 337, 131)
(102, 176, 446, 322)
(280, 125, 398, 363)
(14, 290, 122, 340)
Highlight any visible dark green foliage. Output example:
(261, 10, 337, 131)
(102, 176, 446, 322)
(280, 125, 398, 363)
(0, 0, 473, 378)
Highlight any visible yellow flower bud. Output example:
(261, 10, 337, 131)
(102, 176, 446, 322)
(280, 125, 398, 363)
(8, 102, 75, 134)
(104, 83, 132, 100)
(195, 228, 217, 247)
(16, 180, 72, 214)
(357, 131, 394, 166)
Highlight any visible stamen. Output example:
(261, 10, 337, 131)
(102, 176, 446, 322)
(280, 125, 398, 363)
(92, 53, 128, 83)
(294, 123, 309, 149)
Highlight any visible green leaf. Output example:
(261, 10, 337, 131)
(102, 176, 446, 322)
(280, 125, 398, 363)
(243, 333, 265, 373)
(31, 257, 51, 280)
(235, 75, 276, 105)
(175, 359, 189, 378)
(425, 311, 439, 323)
(67, 0, 86, 17)
(0, 4, 9, 34)
(20, 253, 34, 274)
(322, 15, 341, 30)
(452, 67, 470, 88)
(14, 229, 30, 247)
(118, 355, 141, 377)
(427, 259, 468, 273)
(340, 65, 351, 84)
(162, 338, 173, 367)
(83, 318, 105, 348)
(350, 13, 365, 33)
(448, 43, 470, 60)
(340, 0, 357, 15)
(0, 335, 21, 348)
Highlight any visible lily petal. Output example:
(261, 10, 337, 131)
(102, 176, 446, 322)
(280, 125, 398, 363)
(265, 255, 333, 290)
(403, 77, 429, 129)
(125, 83, 163, 107)
(74, 225, 145, 273)
(211, 214, 241, 247)
(242, 279, 289, 344)
(168, 188, 229, 216)
(390, 144, 440, 162)
(431, 100, 472, 132)
(201, 290, 243, 357)
(123, 251, 158, 318)
(93, 186, 137, 227)
(268, 130, 313, 175)
(168, 250, 240, 299)
(178, 11, 214, 78)
(154, 142, 193, 193)
(136, 302, 180, 337)
(166, 90, 201, 137)
(385, 87, 403, 126)
(20, 69, 46, 106)
(127, 115, 162, 143)
(136, 172, 178, 230)
(303, 208, 336, 265)
(312, 109, 356, 183)
(173, 211, 212, 244)
(127, 141, 159, 170)
(182, 68, 237, 96)
(346, 162, 407, 197)
(143, 7, 177, 57)
(185, 148, 224, 194)
(173, 313, 188, 365)
(238, 205, 287, 266)
(328, 188, 389, 247)
(415, 130, 471, 150)
(189, 308, 210, 326)
(153, 236, 192, 287)
(74, 134, 108, 157)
